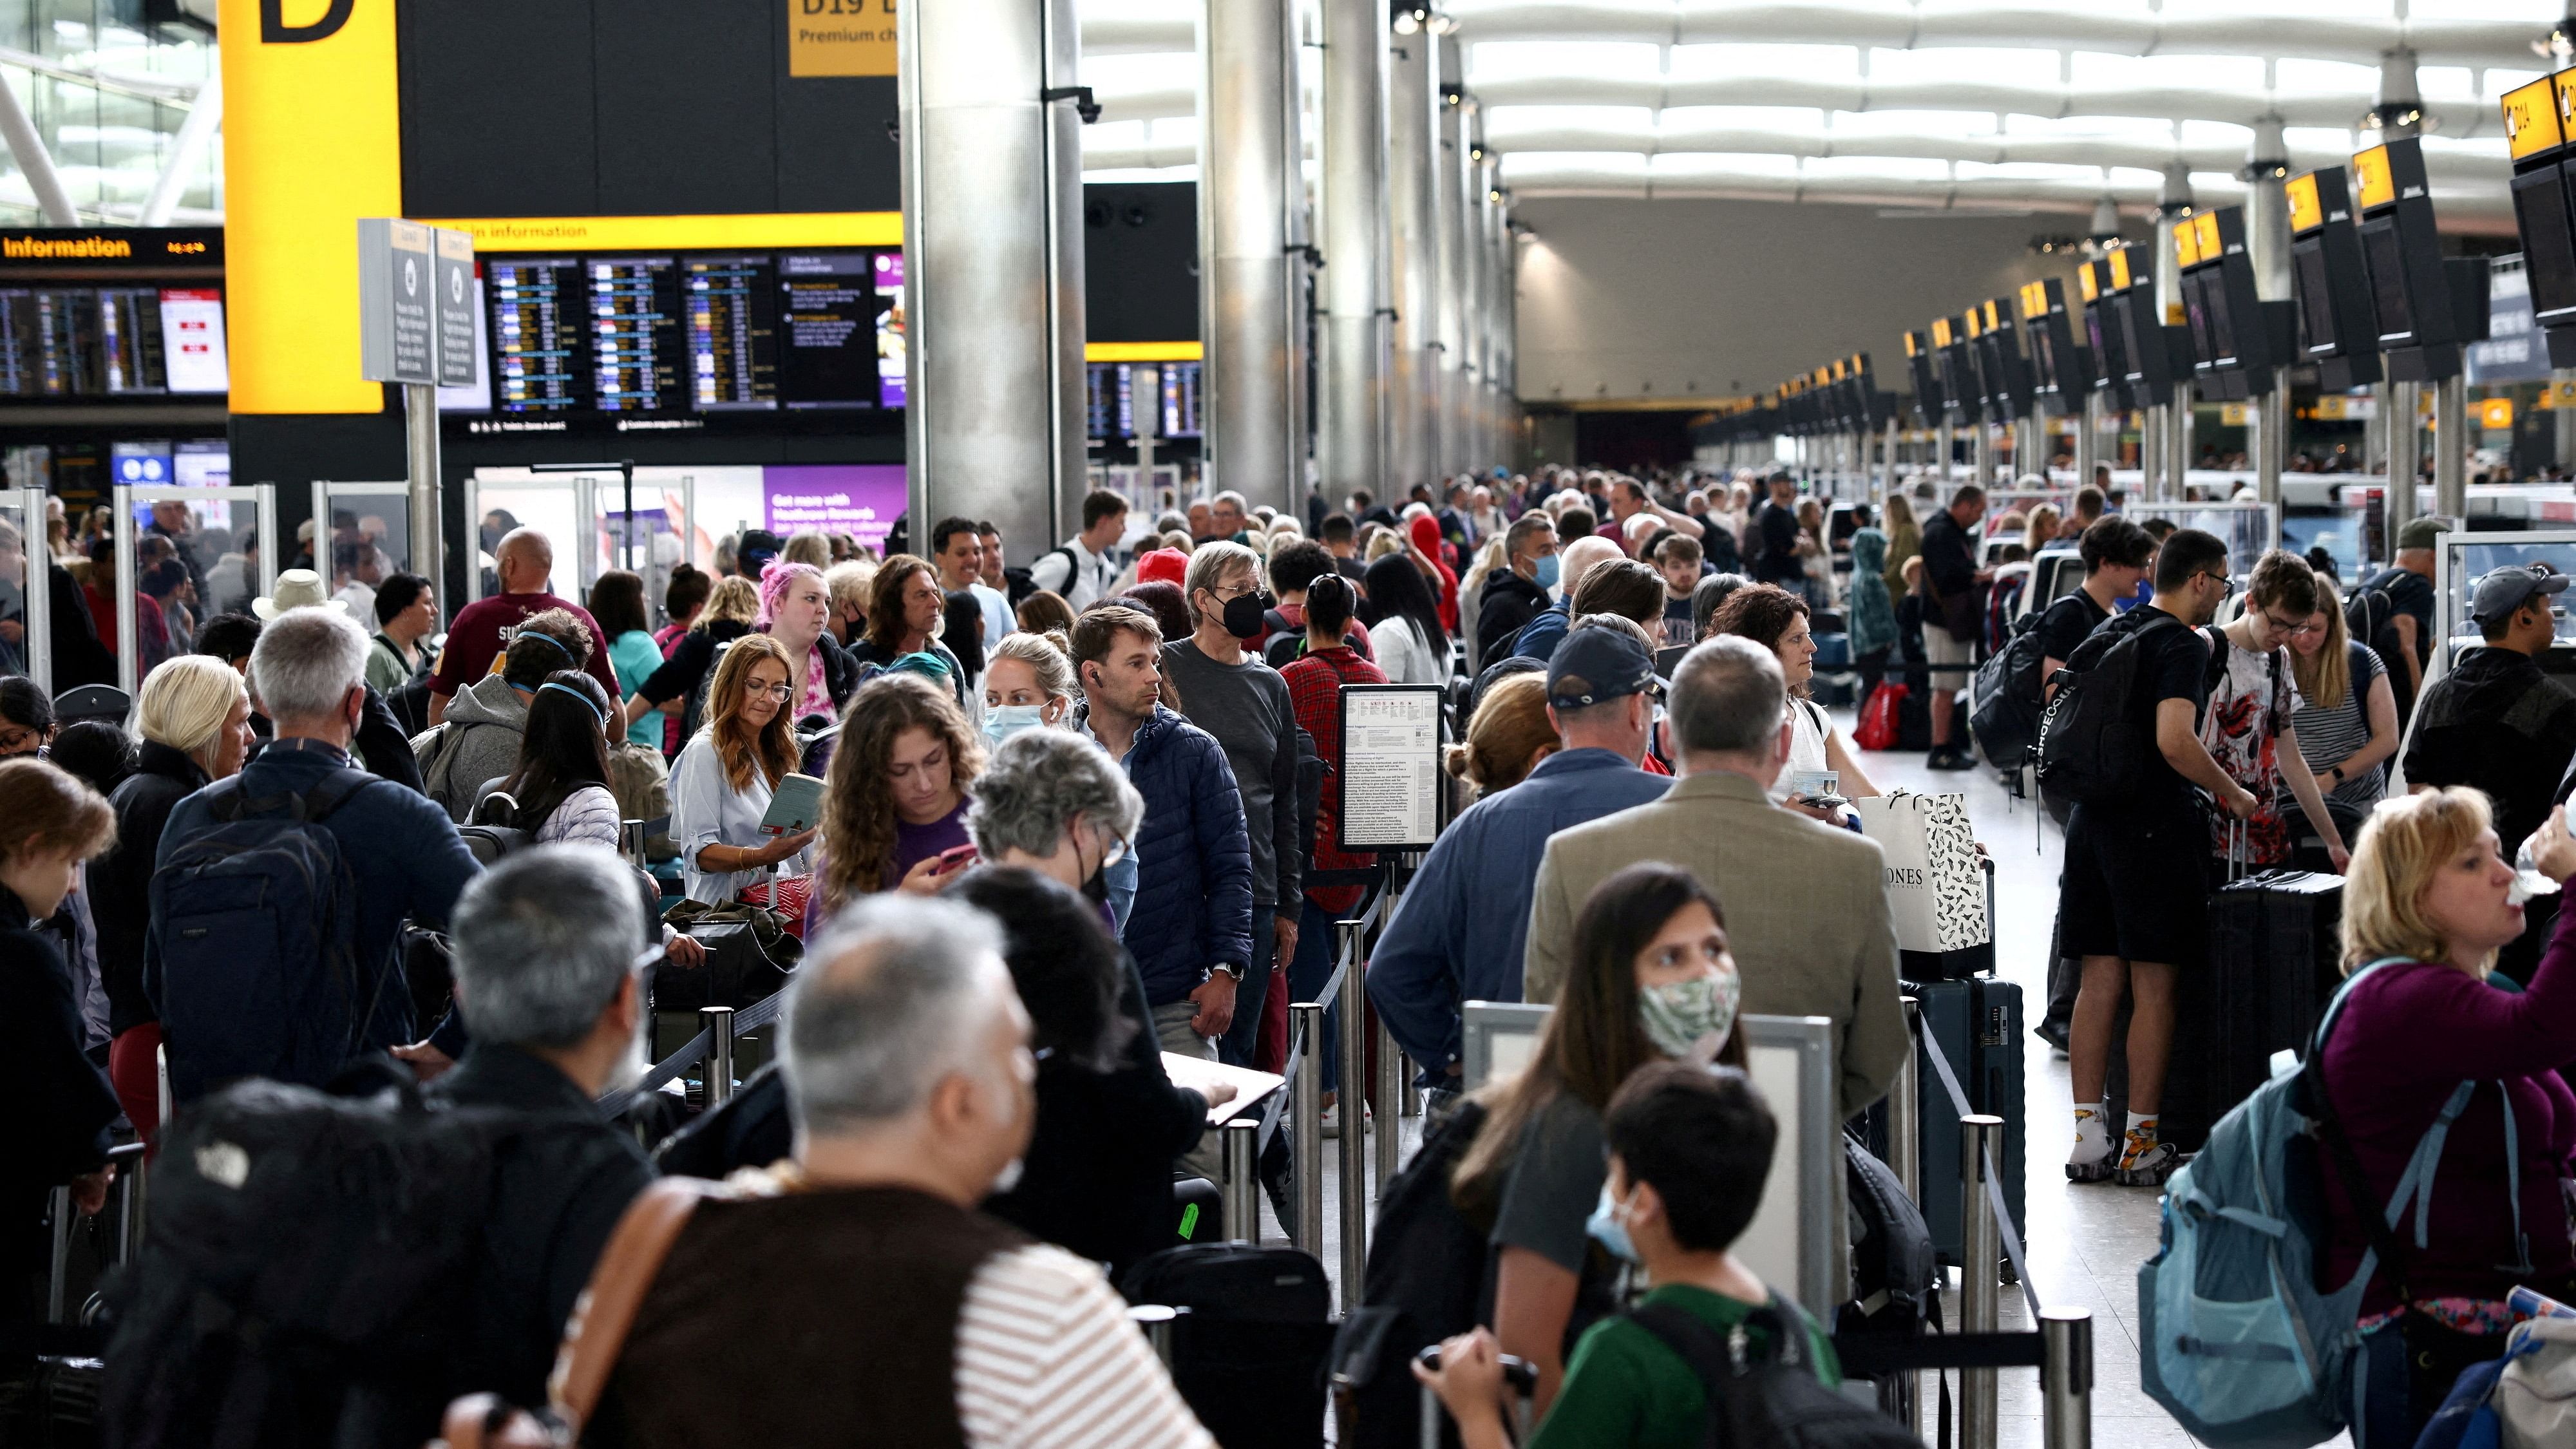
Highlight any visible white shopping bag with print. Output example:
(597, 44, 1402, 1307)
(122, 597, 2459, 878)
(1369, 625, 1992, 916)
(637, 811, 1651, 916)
(1853, 790, 1987, 954)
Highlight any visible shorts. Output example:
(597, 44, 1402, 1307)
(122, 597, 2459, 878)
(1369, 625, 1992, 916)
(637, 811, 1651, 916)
(1921, 626, 1974, 682)
(2057, 797, 2210, 967)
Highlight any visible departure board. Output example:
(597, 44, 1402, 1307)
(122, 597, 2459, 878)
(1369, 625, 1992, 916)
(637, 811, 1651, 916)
(684, 256, 778, 409)
(777, 252, 878, 409)
(0, 291, 32, 394)
(873, 251, 905, 408)
(588, 258, 683, 412)
(99, 287, 167, 393)
(26, 289, 97, 395)
(1084, 363, 1121, 439)
(489, 258, 586, 413)
(1160, 361, 1202, 437)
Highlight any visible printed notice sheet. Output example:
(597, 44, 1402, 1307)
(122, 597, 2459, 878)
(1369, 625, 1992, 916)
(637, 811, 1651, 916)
(1338, 685, 1444, 850)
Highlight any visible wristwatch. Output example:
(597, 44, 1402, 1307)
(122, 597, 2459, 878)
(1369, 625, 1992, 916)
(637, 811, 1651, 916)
(2326, 765, 2344, 786)
(1208, 962, 1244, 982)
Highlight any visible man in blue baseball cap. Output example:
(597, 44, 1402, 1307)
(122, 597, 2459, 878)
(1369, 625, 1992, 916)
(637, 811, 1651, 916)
(1368, 617, 1671, 1115)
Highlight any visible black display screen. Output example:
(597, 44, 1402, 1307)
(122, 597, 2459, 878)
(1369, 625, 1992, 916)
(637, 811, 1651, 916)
(2085, 303, 2126, 388)
(776, 252, 880, 410)
(2181, 270, 2217, 368)
(2293, 239, 2339, 356)
(2515, 166, 2576, 326)
(2359, 217, 2415, 346)
(489, 258, 588, 413)
(587, 258, 685, 413)
(2112, 291, 2157, 384)
(683, 256, 780, 409)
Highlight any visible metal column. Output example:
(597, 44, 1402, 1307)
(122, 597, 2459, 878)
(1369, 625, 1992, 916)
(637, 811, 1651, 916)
(2042, 1307, 2096, 1449)
(0, 70, 75, 225)
(2387, 380, 2421, 541)
(1457, 104, 1486, 468)
(1201, 0, 1300, 515)
(2074, 393, 2101, 497)
(1336, 921, 1372, 1311)
(1318, 0, 1391, 507)
(1387, 30, 1438, 500)
(897, 0, 1086, 554)
(405, 386, 446, 617)
(1962, 1114, 2003, 1449)
(1221, 1119, 1261, 1242)
(1937, 421, 1955, 484)
(2434, 374, 2467, 522)
(1433, 43, 1468, 478)
(1971, 423, 1992, 491)
(1291, 1001, 1325, 1258)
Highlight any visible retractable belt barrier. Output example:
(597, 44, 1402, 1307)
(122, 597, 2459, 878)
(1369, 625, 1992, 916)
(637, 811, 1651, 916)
(599, 984, 788, 1119)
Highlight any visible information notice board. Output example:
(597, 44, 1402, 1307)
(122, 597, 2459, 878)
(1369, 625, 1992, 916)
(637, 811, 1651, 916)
(1337, 684, 1446, 852)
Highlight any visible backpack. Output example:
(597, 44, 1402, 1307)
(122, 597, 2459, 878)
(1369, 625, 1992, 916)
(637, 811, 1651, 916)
(410, 716, 520, 820)
(1328, 1099, 1493, 1449)
(2136, 960, 2523, 1447)
(1966, 612, 2049, 771)
(2033, 613, 2190, 806)
(606, 739, 677, 860)
(1837, 1133, 1937, 1338)
(2345, 571, 2418, 718)
(150, 767, 387, 1104)
(100, 1066, 512, 1449)
(1627, 1293, 1918, 1449)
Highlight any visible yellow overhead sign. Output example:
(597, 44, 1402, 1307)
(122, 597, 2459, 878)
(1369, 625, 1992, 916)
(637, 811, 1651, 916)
(2077, 262, 2100, 303)
(420, 213, 902, 252)
(2106, 247, 2134, 291)
(2352, 144, 2395, 209)
(2286, 171, 2324, 234)
(2505, 74, 2564, 162)
(788, 0, 897, 78)
(2193, 211, 2221, 259)
(2171, 217, 2201, 269)
(1932, 317, 1954, 348)
(1085, 341, 1202, 363)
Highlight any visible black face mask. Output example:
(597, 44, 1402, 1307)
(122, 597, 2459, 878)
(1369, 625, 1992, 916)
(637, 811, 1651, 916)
(1081, 867, 1111, 907)
(1219, 591, 1271, 640)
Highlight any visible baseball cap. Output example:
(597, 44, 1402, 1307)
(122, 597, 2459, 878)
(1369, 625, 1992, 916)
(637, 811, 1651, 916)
(1546, 628, 1658, 711)
(2396, 516, 2450, 552)
(2470, 562, 2570, 627)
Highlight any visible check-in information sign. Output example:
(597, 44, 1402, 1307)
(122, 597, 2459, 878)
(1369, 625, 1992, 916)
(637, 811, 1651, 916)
(433, 228, 478, 388)
(360, 218, 476, 387)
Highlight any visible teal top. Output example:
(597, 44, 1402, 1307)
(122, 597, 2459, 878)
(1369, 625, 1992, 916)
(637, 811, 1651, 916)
(607, 629, 665, 748)
(1526, 1283, 1841, 1449)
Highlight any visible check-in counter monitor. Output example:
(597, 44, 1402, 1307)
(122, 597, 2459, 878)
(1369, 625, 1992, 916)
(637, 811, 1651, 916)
(2286, 166, 2384, 392)
(1932, 316, 1982, 425)
(1976, 298, 2036, 416)
(1903, 330, 1943, 426)
(2020, 279, 2089, 416)
(2103, 247, 2179, 408)
(2175, 207, 2290, 401)
(2352, 138, 2481, 383)
(2077, 260, 2136, 412)
(2503, 73, 2576, 368)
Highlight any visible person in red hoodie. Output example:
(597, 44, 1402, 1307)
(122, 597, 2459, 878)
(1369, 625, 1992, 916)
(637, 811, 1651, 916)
(2322, 788, 2576, 1444)
(1406, 512, 1461, 636)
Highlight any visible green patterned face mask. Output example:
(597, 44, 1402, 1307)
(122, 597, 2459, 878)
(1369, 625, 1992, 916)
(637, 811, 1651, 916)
(1638, 971, 1741, 1059)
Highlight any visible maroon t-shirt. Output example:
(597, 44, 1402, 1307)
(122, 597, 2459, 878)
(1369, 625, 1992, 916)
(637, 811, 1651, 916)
(427, 591, 622, 699)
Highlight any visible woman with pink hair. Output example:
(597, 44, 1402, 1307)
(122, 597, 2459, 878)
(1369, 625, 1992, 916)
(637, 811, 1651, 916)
(756, 559, 859, 724)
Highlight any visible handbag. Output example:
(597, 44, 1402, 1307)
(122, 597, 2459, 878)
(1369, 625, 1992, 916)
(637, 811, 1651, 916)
(1855, 683, 1906, 752)
(736, 874, 811, 925)
(656, 898, 804, 1010)
(434, 1179, 717, 1448)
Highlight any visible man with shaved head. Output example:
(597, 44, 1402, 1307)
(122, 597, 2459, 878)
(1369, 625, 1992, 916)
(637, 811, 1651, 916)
(426, 526, 620, 724)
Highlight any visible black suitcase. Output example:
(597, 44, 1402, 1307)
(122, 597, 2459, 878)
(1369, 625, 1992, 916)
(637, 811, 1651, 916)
(1122, 1242, 1336, 1449)
(1911, 976, 2025, 1269)
(2211, 870, 2342, 1117)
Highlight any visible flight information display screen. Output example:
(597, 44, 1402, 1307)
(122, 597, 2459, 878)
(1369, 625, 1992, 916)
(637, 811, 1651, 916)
(0, 285, 228, 397)
(474, 246, 906, 417)
(1084, 361, 1202, 439)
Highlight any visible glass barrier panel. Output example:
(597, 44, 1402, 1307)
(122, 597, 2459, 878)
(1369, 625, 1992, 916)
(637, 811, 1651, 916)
(2283, 505, 2372, 584)
(2166, 504, 2278, 583)
(471, 483, 583, 600)
(131, 495, 260, 682)
(319, 498, 412, 618)
(2452, 538, 2576, 643)
(0, 495, 30, 683)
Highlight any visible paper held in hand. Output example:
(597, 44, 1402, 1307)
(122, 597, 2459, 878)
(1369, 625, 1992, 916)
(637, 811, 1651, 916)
(759, 773, 826, 837)
(1160, 1054, 1286, 1126)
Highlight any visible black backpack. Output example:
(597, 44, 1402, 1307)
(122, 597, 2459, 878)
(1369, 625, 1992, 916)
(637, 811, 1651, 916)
(101, 1066, 514, 1449)
(1328, 1099, 1493, 1449)
(1965, 611, 2049, 770)
(2033, 614, 2189, 806)
(1836, 1134, 1937, 1339)
(1121, 1242, 1335, 1449)
(2345, 570, 2419, 719)
(1628, 1294, 1919, 1449)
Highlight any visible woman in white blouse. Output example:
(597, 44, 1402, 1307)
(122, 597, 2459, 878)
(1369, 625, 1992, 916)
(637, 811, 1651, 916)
(1709, 582, 1881, 825)
(1360, 551, 1449, 685)
(670, 634, 816, 904)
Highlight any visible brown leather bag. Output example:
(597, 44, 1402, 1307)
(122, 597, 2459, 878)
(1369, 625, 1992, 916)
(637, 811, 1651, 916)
(432, 1178, 717, 1448)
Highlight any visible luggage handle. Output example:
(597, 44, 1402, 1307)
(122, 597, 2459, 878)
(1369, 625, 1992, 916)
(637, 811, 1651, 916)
(1415, 1347, 1538, 1448)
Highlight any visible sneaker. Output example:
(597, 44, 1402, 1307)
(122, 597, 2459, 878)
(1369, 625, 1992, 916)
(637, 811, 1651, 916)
(2065, 1158, 2116, 1183)
(2116, 1133, 2181, 1186)
(1927, 747, 1975, 772)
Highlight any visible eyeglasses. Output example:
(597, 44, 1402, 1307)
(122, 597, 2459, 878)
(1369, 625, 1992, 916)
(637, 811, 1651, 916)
(750, 683, 794, 702)
(2197, 570, 2237, 600)
(2262, 611, 2320, 637)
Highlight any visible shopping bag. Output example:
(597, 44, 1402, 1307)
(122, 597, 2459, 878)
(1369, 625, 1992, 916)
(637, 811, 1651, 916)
(1854, 683, 1906, 752)
(1852, 791, 1987, 955)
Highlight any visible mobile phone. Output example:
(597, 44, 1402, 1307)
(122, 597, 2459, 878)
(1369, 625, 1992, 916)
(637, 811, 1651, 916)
(934, 843, 980, 871)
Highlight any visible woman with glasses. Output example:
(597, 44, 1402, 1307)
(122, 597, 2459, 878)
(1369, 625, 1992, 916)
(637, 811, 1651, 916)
(2200, 548, 2351, 874)
(670, 634, 816, 907)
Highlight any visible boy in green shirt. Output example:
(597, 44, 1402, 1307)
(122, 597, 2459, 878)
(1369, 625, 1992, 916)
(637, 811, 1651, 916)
(1416, 1061, 1838, 1449)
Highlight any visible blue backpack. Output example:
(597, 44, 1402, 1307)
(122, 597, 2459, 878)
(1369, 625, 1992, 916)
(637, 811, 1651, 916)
(2138, 958, 2529, 1448)
(151, 767, 388, 1104)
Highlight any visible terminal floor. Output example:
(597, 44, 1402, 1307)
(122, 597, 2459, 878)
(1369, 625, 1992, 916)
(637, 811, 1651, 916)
(1264, 710, 2256, 1447)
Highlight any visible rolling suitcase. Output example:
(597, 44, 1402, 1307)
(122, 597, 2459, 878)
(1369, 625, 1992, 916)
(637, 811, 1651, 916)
(1123, 1242, 1336, 1449)
(2208, 869, 2342, 1117)
(1911, 974, 2025, 1270)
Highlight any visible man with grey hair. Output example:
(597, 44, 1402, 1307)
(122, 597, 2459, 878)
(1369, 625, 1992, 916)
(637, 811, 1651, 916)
(433, 846, 656, 1410)
(1522, 635, 1904, 1122)
(1208, 489, 1252, 545)
(148, 607, 482, 1101)
(1160, 539, 1303, 1069)
(590, 895, 1216, 1448)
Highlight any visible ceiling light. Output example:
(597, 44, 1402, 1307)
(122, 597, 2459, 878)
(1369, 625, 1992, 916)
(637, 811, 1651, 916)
(1426, 12, 1457, 34)
(1470, 146, 1485, 161)
(1393, 8, 1423, 35)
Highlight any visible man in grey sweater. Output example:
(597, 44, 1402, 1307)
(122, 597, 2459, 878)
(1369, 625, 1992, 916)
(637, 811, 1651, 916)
(415, 609, 596, 821)
(1160, 541, 1306, 1068)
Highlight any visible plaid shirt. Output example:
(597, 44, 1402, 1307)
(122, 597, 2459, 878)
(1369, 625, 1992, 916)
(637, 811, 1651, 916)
(1280, 645, 1387, 914)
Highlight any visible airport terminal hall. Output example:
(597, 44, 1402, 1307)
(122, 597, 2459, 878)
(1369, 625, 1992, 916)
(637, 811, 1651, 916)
(28, 1, 2576, 1447)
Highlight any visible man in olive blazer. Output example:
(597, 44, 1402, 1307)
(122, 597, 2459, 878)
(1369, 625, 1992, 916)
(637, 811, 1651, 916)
(1523, 636, 1908, 1122)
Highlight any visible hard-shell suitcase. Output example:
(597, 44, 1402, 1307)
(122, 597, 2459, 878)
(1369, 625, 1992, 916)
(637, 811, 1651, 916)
(2207, 869, 2342, 1119)
(1911, 975, 2025, 1269)
(1123, 1242, 1336, 1449)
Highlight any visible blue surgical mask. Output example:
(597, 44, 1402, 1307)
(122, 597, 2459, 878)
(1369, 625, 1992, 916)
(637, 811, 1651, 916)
(1533, 553, 1561, 591)
(983, 704, 1048, 744)
(1585, 1183, 1639, 1264)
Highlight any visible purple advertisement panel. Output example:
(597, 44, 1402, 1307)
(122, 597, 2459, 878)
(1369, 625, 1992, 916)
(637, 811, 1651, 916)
(874, 251, 907, 409)
(764, 464, 907, 553)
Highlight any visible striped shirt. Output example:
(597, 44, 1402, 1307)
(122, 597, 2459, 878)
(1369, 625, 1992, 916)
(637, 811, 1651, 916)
(956, 1243, 1218, 1449)
(2288, 642, 2389, 810)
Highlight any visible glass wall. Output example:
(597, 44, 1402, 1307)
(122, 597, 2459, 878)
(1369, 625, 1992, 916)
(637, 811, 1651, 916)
(0, 0, 219, 224)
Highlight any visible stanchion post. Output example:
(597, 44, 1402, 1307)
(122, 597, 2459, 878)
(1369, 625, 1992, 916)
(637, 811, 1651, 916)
(46, 1186, 71, 1322)
(1130, 1303, 1182, 1370)
(1222, 1118, 1261, 1244)
(703, 1005, 735, 1106)
(1336, 919, 1370, 1311)
(112, 1141, 147, 1265)
(2041, 1306, 2095, 1449)
(1892, 997, 1920, 1204)
(1374, 1014, 1402, 1189)
(1961, 1113, 2003, 1449)
(1292, 1001, 1326, 1259)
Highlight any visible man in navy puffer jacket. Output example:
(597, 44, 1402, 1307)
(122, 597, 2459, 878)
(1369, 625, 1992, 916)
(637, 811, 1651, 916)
(1070, 605, 1255, 1061)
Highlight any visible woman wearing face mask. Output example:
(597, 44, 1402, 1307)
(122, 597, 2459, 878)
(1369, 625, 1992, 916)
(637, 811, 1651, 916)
(980, 630, 1142, 930)
(0, 759, 123, 1359)
(90, 656, 254, 1138)
(811, 674, 986, 939)
(1449, 862, 1745, 1416)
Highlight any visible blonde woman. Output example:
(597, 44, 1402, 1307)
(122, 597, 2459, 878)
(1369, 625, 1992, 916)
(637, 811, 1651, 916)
(1880, 493, 1922, 598)
(814, 674, 985, 927)
(1458, 535, 1511, 672)
(2023, 503, 2062, 558)
(2318, 791, 2576, 1444)
(669, 634, 812, 906)
(2284, 570, 2398, 856)
(93, 655, 253, 1136)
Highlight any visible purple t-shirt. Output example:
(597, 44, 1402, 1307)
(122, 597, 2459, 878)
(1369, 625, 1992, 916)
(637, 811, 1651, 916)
(887, 799, 973, 888)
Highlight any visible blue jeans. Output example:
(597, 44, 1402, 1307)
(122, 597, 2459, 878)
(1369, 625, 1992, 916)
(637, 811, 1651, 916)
(1283, 898, 1347, 1085)
(1216, 918, 1281, 1068)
